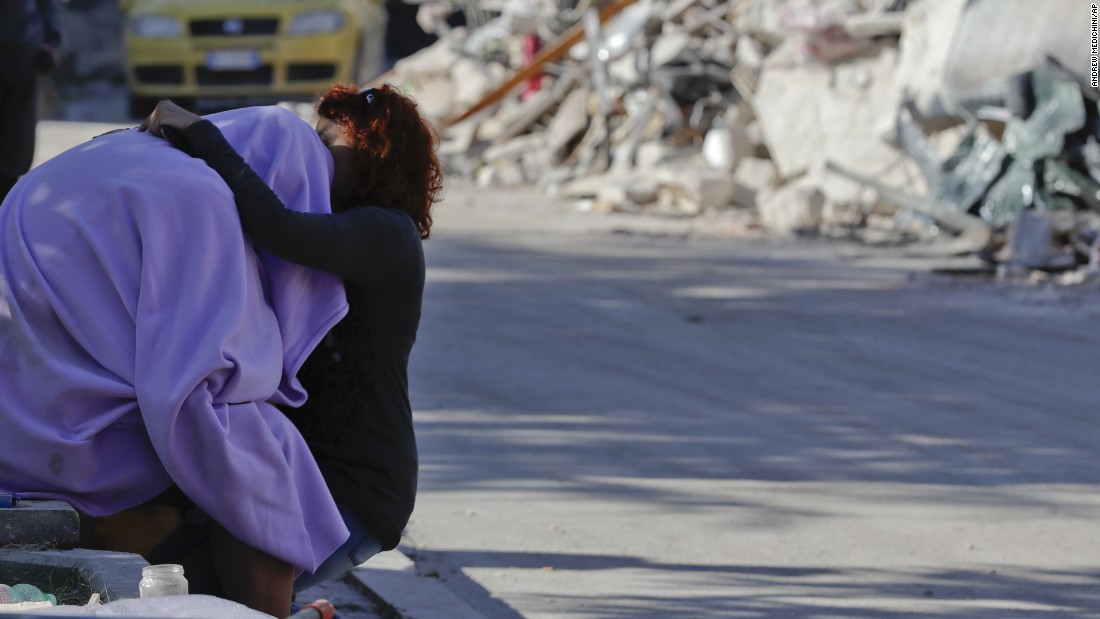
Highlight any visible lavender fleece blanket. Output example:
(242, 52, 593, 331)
(0, 106, 350, 574)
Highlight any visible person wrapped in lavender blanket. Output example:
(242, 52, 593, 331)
(0, 83, 442, 616)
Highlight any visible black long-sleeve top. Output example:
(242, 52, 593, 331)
(180, 119, 423, 551)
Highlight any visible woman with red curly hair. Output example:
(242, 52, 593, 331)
(139, 84, 442, 615)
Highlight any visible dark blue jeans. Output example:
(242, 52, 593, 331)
(294, 505, 383, 594)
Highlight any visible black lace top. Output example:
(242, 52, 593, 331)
(181, 119, 423, 551)
(285, 282, 375, 447)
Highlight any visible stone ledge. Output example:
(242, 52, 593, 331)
(0, 501, 80, 549)
(0, 548, 147, 603)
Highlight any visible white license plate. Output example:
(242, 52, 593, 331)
(205, 50, 260, 71)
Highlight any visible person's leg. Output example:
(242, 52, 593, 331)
(0, 46, 39, 203)
(210, 520, 295, 617)
(145, 507, 295, 616)
(142, 495, 374, 612)
(143, 509, 223, 598)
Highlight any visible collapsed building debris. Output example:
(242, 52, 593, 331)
(381, 0, 1096, 279)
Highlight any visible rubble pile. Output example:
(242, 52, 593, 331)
(387, 0, 1098, 277)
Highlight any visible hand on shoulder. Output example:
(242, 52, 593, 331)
(138, 100, 203, 139)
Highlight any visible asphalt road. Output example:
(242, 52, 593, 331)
(405, 182, 1100, 618)
(33, 122, 1100, 618)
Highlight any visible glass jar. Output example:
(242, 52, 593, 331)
(139, 564, 188, 598)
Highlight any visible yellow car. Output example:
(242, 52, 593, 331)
(122, 0, 369, 118)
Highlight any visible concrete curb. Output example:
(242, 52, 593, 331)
(1, 499, 482, 618)
(349, 549, 487, 619)
(0, 501, 79, 548)
(0, 548, 146, 602)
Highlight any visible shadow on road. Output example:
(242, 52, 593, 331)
(414, 549, 1100, 618)
(414, 233, 1099, 489)
(408, 229, 1100, 617)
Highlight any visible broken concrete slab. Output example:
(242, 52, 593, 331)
(753, 40, 831, 179)
(376, 0, 1094, 260)
(757, 175, 826, 234)
(451, 57, 496, 111)
(477, 161, 527, 188)
(816, 46, 908, 207)
(410, 77, 458, 124)
(392, 32, 465, 79)
(545, 87, 591, 159)
(491, 70, 584, 143)
(702, 124, 752, 172)
(735, 34, 767, 72)
(596, 183, 635, 212)
(557, 170, 632, 200)
(635, 142, 699, 170)
(482, 133, 548, 166)
(756, 41, 911, 212)
(734, 157, 780, 193)
(841, 11, 906, 38)
(889, 0, 968, 129)
(654, 166, 740, 214)
(943, 0, 1088, 114)
(623, 177, 661, 205)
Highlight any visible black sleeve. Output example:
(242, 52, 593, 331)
(180, 119, 411, 284)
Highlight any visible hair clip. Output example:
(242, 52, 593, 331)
(358, 87, 377, 105)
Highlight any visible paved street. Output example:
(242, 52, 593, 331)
(405, 183, 1100, 617)
(33, 122, 1100, 618)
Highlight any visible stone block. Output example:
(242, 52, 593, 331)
(557, 171, 632, 199)
(656, 167, 739, 214)
(756, 43, 918, 213)
(635, 142, 698, 170)
(451, 57, 494, 110)
(393, 36, 462, 80)
(0, 548, 147, 602)
(735, 35, 767, 71)
(409, 77, 457, 125)
(757, 176, 826, 234)
(0, 500, 79, 549)
(545, 87, 591, 158)
(702, 125, 752, 172)
(889, 0, 967, 129)
(623, 177, 661, 205)
(651, 30, 694, 68)
(734, 157, 780, 195)
(635, 142, 671, 169)
(942, 0, 1085, 114)
(597, 184, 632, 211)
(753, 46, 831, 180)
(483, 134, 547, 165)
(476, 162, 526, 188)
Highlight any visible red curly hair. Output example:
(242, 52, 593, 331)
(317, 83, 442, 239)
